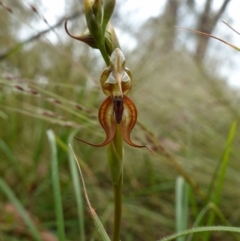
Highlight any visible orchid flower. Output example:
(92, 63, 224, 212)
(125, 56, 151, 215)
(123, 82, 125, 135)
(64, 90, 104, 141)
(67, 2, 151, 239)
(76, 48, 148, 149)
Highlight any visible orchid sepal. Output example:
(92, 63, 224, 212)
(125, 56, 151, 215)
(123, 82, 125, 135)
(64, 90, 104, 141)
(120, 96, 146, 148)
(65, 19, 119, 57)
(65, 20, 97, 48)
(76, 96, 116, 147)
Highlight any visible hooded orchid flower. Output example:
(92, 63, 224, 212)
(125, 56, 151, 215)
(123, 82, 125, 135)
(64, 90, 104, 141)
(76, 48, 148, 149)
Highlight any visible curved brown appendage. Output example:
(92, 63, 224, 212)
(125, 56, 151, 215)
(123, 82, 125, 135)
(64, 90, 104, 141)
(64, 18, 79, 40)
(64, 18, 96, 48)
(76, 96, 117, 147)
(120, 96, 150, 150)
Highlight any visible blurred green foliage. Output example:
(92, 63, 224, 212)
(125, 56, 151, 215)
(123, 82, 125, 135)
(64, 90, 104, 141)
(0, 1, 240, 241)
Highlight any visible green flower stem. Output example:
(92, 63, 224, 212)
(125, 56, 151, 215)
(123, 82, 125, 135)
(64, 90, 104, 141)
(98, 41, 110, 65)
(107, 126, 123, 241)
(112, 173, 122, 241)
(107, 126, 123, 184)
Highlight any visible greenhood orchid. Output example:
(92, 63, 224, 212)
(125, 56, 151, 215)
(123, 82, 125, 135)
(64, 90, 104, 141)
(76, 48, 148, 149)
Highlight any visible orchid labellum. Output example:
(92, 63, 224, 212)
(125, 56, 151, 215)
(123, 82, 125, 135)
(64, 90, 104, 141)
(76, 48, 147, 149)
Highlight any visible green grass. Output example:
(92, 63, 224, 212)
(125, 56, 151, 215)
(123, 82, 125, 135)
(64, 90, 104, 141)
(0, 178, 41, 241)
(47, 130, 66, 241)
(1, 3, 240, 241)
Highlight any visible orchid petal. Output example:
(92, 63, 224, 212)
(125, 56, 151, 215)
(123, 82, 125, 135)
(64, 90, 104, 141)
(76, 96, 117, 146)
(120, 96, 147, 148)
(106, 72, 117, 84)
(100, 67, 112, 96)
(122, 71, 130, 82)
(121, 68, 132, 95)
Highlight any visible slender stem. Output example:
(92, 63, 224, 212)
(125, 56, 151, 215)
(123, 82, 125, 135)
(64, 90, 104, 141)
(107, 126, 123, 241)
(98, 41, 110, 65)
(112, 173, 123, 241)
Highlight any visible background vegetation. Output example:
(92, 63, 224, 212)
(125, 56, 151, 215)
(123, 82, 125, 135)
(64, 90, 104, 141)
(0, 0, 239, 240)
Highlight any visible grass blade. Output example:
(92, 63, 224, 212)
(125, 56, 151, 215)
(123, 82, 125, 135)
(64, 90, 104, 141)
(176, 26, 240, 52)
(69, 144, 111, 241)
(47, 129, 66, 241)
(0, 178, 42, 241)
(159, 226, 240, 241)
(203, 121, 237, 241)
(68, 131, 85, 241)
(212, 121, 237, 203)
(175, 176, 189, 241)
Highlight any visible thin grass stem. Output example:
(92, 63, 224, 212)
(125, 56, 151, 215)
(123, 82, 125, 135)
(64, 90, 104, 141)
(47, 129, 66, 241)
(159, 226, 240, 241)
(68, 131, 85, 241)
